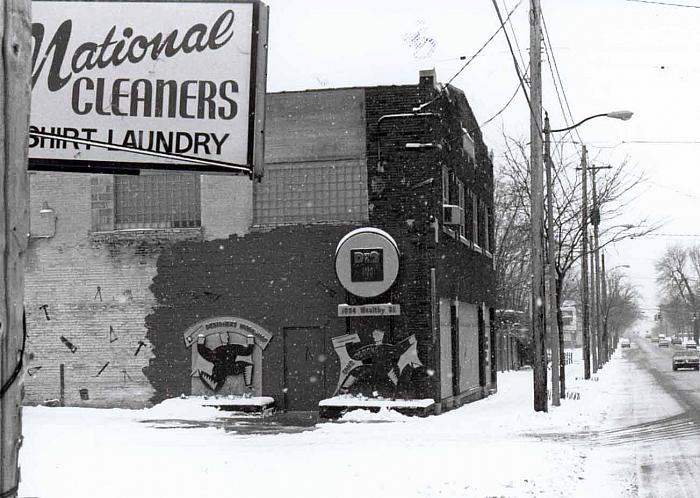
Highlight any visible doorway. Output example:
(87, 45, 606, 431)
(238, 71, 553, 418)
(283, 327, 328, 411)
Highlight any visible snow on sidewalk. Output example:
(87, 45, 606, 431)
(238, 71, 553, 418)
(19, 350, 631, 498)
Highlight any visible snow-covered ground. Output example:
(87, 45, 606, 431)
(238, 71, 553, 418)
(18, 349, 657, 498)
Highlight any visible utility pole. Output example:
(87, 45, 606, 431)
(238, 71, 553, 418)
(580, 147, 591, 379)
(1, 2, 32, 498)
(601, 253, 609, 361)
(543, 114, 560, 406)
(529, 0, 547, 412)
(588, 165, 610, 367)
(591, 170, 604, 366)
(590, 234, 598, 373)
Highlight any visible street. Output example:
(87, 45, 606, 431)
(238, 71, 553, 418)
(578, 336, 700, 498)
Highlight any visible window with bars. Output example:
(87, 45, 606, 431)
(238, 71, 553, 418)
(114, 173, 201, 229)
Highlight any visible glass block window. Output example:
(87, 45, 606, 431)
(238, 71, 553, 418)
(114, 173, 201, 229)
(254, 160, 368, 225)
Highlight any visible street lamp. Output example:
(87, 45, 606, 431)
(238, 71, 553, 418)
(543, 110, 633, 402)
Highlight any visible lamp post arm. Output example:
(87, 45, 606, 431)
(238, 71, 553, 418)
(549, 113, 609, 134)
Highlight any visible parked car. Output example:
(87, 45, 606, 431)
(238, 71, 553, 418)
(672, 350, 700, 371)
(671, 336, 683, 345)
(651, 336, 659, 343)
(659, 337, 670, 347)
(685, 339, 698, 350)
(620, 338, 631, 348)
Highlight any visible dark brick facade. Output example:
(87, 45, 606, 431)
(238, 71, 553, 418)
(25, 71, 496, 412)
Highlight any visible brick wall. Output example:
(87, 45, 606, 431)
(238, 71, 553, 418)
(362, 75, 497, 402)
(144, 225, 354, 405)
(24, 171, 250, 408)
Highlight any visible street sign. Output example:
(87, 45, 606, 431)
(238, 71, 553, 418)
(337, 304, 401, 317)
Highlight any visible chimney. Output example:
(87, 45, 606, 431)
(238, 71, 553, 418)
(419, 69, 439, 90)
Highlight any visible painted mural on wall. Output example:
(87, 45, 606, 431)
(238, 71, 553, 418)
(332, 330, 424, 397)
(183, 317, 272, 395)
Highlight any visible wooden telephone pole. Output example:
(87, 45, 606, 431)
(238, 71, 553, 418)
(1, 2, 32, 497)
(529, 0, 547, 412)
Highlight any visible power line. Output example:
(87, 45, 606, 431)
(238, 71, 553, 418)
(446, 0, 523, 87)
(626, 0, 700, 8)
(415, 1, 522, 112)
(634, 233, 700, 237)
(501, 0, 529, 76)
(541, 10, 584, 160)
(491, 0, 540, 133)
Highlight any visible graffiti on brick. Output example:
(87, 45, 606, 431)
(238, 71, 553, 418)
(27, 366, 43, 376)
(109, 325, 118, 343)
(121, 369, 133, 383)
(39, 304, 51, 320)
(332, 330, 424, 396)
(95, 361, 110, 377)
(183, 317, 272, 392)
(134, 340, 147, 356)
(94, 286, 102, 302)
(60, 336, 78, 353)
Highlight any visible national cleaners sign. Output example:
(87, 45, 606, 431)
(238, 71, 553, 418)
(29, 1, 268, 176)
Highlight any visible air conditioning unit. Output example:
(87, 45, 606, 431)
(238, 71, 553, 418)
(443, 204, 464, 225)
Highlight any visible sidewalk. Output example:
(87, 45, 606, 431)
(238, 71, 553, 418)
(19, 349, 630, 498)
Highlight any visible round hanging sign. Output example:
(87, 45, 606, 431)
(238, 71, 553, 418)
(335, 227, 400, 298)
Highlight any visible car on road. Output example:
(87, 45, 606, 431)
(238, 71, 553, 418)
(685, 339, 698, 350)
(651, 336, 659, 343)
(620, 338, 631, 348)
(659, 337, 670, 347)
(672, 350, 700, 371)
(671, 336, 683, 345)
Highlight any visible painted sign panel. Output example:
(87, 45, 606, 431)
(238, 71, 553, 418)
(331, 331, 423, 397)
(183, 317, 272, 394)
(30, 1, 268, 175)
(337, 304, 401, 317)
(335, 228, 400, 298)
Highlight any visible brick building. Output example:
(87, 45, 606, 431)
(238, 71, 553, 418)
(25, 70, 497, 413)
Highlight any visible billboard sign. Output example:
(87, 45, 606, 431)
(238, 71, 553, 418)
(29, 0, 268, 176)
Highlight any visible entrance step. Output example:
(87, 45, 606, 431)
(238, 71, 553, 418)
(318, 396, 436, 419)
(202, 396, 275, 415)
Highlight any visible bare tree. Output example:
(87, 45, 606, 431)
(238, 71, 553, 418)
(494, 135, 658, 390)
(602, 271, 643, 345)
(655, 245, 700, 342)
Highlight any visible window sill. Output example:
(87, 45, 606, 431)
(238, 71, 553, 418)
(90, 227, 203, 244)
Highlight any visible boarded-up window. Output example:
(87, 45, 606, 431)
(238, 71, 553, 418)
(114, 173, 201, 229)
(458, 302, 480, 393)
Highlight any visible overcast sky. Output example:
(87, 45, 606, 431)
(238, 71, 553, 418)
(262, 0, 700, 327)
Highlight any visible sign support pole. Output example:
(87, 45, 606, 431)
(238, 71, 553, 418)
(1, 2, 32, 496)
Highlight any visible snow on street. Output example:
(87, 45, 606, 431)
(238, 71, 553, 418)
(18, 346, 697, 498)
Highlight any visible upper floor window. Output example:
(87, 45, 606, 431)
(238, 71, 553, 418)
(114, 172, 201, 229)
(442, 165, 450, 205)
(457, 179, 466, 238)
